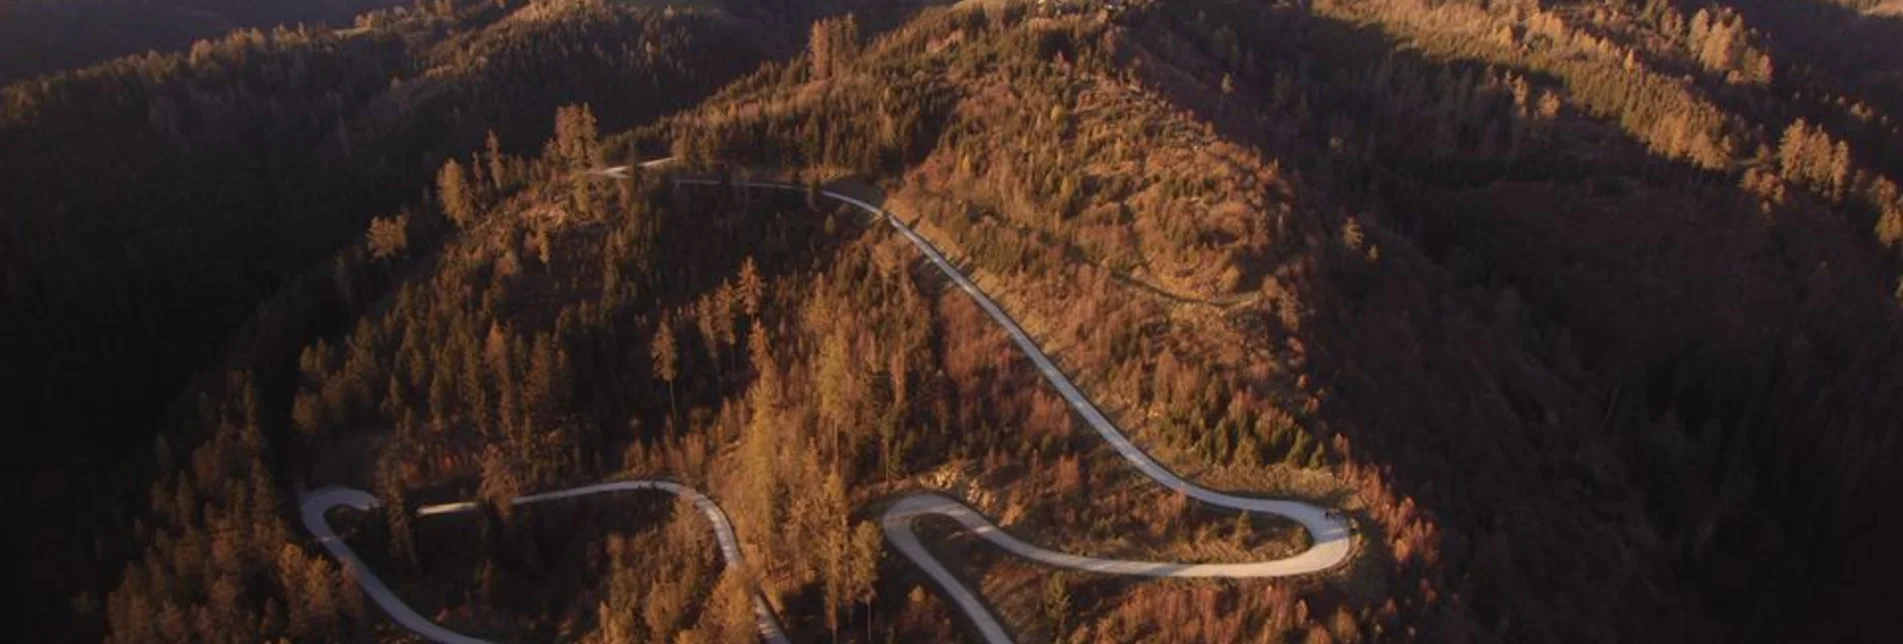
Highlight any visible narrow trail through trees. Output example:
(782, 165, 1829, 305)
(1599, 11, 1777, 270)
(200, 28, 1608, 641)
(296, 165, 1352, 644)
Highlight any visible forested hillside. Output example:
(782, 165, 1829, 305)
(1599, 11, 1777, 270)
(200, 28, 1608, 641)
(15, 0, 1903, 641)
(1, 0, 772, 638)
(104, 98, 1304, 641)
(652, 0, 1903, 639)
(0, 0, 408, 83)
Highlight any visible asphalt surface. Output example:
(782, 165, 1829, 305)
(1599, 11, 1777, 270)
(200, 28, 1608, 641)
(674, 175, 1353, 643)
(297, 164, 1351, 644)
(299, 481, 789, 644)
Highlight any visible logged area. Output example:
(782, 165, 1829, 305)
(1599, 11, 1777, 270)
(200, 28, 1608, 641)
(7, 0, 1902, 642)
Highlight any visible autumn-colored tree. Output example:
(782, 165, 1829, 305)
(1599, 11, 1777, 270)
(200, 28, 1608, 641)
(809, 14, 860, 80)
(485, 130, 509, 191)
(438, 158, 478, 229)
(813, 468, 856, 638)
(478, 445, 520, 522)
(651, 317, 679, 421)
(817, 330, 859, 465)
(366, 214, 410, 260)
(1054, 453, 1083, 495)
(748, 322, 777, 394)
(278, 546, 340, 639)
(697, 566, 760, 642)
(846, 521, 883, 639)
(374, 449, 417, 568)
(738, 256, 765, 318)
(810, 19, 834, 80)
(1043, 573, 1072, 639)
(595, 534, 641, 642)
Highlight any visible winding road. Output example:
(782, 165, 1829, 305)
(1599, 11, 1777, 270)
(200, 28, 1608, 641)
(298, 481, 790, 644)
(297, 163, 1351, 644)
(675, 175, 1354, 643)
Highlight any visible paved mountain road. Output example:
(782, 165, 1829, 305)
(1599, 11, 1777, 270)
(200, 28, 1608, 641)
(670, 176, 1354, 643)
(298, 481, 789, 644)
(297, 164, 1351, 644)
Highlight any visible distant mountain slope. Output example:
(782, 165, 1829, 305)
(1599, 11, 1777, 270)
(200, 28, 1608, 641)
(0, 0, 409, 84)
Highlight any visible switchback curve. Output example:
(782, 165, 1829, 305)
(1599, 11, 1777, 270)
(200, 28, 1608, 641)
(666, 174, 1354, 644)
(297, 166, 1352, 644)
(297, 481, 789, 644)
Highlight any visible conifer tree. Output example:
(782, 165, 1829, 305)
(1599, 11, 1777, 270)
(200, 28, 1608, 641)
(366, 214, 410, 261)
(438, 158, 478, 229)
(485, 130, 509, 191)
(738, 257, 765, 318)
(651, 317, 679, 421)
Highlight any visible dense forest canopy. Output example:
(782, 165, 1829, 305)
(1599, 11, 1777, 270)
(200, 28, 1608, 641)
(0, 0, 775, 637)
(5, 0, 1902, 641)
